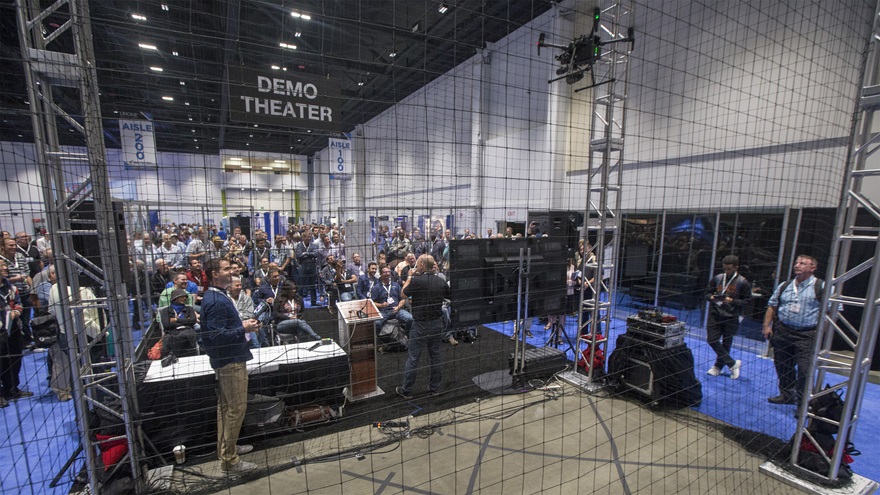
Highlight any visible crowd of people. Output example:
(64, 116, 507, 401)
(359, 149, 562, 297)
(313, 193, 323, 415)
(0, 221, 833, 446)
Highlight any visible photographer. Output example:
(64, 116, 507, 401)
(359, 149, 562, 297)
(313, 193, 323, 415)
(705, 255, 750, 380)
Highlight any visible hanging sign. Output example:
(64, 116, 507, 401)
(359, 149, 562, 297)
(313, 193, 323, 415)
(119, 119, 157, 168)
(229, 68, 342, 131)
(329, 137, 352, 181)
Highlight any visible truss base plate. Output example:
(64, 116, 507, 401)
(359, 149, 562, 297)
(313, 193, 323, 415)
(558, 370, 604, 392)
(760, 461, 878, 494)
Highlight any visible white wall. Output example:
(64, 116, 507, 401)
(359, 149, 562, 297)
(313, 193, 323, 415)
(315, 0, 871, 236)
(0, 141, 310, 230)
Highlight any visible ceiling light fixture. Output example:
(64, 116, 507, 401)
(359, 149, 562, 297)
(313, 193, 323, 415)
(291, 11, 311, 20)
(438, 4, 449, 13)
(161, 96, 173, 101)
(389, 51, 397, 58)
(271, 65, 281, 70)
(230, 157, 243, 161)
(262, 166, 274, 170)
(184, 102, 190, 106)
(240, 164, 252, 169)
(138, 43, 158, 51)
(274, 160, 286, 163)
(357, 80, 364, 86)
(279, 42, 297, 50)
(295, 31, 302, 38)
(131, 13, 147, 21)
(161, 4, 169, 11)
(179, 81, 186, 85)
(172, 50, 179, 56)
(149, 66, 163, 72)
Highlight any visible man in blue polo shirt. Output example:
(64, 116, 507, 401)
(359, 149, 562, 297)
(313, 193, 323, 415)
(763, 254, 823, 405)
(200, 258, 261, 474)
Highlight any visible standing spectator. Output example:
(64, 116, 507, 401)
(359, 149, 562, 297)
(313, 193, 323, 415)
(15, 232, 42, 278)
(296, 232, 319, 305)
(705, 255, 751, 380)
(199, 258, 260, 474)
(396, 255, 450, 398)
(0, 259, 32, 406)
(1, 238, 34, 347)
(763, 255, 824, 405)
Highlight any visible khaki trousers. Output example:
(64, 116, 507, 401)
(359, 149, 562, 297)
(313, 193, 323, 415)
(215, 361, 248, 470)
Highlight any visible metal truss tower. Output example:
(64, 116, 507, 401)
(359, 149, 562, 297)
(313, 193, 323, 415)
(560, 0, 634, 389)
(778, 0, 880, 485)
(15, 0, 146, 492)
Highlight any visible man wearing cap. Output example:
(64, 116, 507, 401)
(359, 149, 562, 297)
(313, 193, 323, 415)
(705, 255, 751, 380)
(158, 289, 199, 357)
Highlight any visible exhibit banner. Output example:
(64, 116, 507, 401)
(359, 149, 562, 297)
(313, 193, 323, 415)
(229, 68, 341, 131)
(119, 119, 157, 168)
(329, 137, 352, 181)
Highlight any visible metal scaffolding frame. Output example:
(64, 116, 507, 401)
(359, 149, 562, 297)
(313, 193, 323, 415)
(559, 0, 633, 389)
(786, 0, 880, 484)
(15, 0, 147, 493)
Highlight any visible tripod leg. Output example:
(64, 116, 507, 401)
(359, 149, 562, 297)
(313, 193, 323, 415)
(50, 444, 84, 488)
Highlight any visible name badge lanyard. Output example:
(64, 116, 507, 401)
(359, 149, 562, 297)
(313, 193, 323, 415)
(720, 272, 737, 295)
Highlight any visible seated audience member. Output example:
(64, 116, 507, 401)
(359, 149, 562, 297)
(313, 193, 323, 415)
(371, 265, 413, 335)
(347, 252, 366, 278)
(253, 257, 270, 288)
(228, 275, 255, 321)
(159, 234, 184, 269)
(321, 255, 356, 312)
(357, 261, 379, 300)
(251, 267, 283, 347)
(158, 272, 197, 310)
(336, 259, 357, 303)
(186, 258, 208, 295)
(252, 267, 283, 310)
(273, 281, 320, 342)
(150, 259, 172, 299)
(397, 252, 417, 281)
(158, 289, 199, 358)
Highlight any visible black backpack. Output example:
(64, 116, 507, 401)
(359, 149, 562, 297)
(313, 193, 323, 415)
(30, 313, 60, 348)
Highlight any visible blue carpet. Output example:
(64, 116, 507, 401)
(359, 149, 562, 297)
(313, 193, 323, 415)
(8, 304, 877, 492)
(484, 315, 880, 483)
(1, 349, 79, 495)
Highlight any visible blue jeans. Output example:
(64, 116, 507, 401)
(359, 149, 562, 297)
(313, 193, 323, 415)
(401, 319, 444, 395)
(277, 319, 320, 342)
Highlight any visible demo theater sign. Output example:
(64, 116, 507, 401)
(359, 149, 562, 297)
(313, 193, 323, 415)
(229, 68, 341, 132)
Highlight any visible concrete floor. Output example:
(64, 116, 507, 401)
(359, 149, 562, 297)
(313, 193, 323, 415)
(155, 383, 811, 495)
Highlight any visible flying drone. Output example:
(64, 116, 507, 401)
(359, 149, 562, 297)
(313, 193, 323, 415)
(537, 7, 634, 88)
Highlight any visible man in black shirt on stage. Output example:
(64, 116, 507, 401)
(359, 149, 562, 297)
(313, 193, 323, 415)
(397, 255, 451, 399)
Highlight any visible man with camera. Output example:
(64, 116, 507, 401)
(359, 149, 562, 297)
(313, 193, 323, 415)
(705, 255, 751, 380)
(396, 255, 451, 399)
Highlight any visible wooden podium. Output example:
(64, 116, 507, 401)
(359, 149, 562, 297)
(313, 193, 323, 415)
(336, 299, 383, 401)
